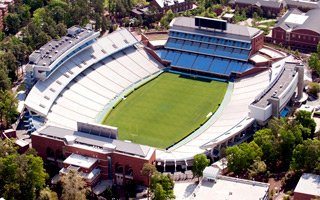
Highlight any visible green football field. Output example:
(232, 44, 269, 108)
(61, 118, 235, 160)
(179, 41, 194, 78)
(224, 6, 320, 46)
(103, 72, 228, 149)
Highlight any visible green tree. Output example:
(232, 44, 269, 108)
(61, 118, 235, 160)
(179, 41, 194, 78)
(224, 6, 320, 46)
(5, 13, 21, 34)
(60, 170, 90, 200)
(32, 7, 47, 26)
(160, 9, 175, 29)
(226, 141, 262, 173)
(192, 153, 210, 181)
(49, 5, 66, 24)
(308, 82, 320, 97)
(0, 139, 17, 157)
(248, 159, 267, 178)
(0, 90, 18, 129)
(55, 23, 67, 37)
(101, 16, 111, 34)
(0, 153, 48, 200)
(0, 51, 18, 81)
(0, 68, 11, 91)
(38, 187, 58, 200)
(291, 139, 320, 172)
(295, 110, 316, 139)
(253, 128, 279, 165)
(308, 53, 320, 74)
(24, 0, 45, 12)
(15, 4, 31, 27)
(153, 183, 166, 200)
(142, 163, 157, 200)
(151, 173, 175, 200)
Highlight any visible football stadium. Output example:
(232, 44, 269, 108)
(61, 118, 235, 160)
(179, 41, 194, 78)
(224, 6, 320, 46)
(23, 16, 304, 184)
(104, 72, 228, 148)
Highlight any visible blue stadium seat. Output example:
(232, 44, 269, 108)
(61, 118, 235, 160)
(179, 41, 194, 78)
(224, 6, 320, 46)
(157, 49, 168, 59)
(176, 52, 197, 68)
(225, 61, 242, 75)
(210, 58, 229, 75)
(192, 55, 213, 71)
(198, 43, 214, 55)
(166, 38, 184, 49)
(202, 36, 210, 42)
(182, 41, 200, 52)
(240, 63, 253, 72)
(164, 50, 182, 66)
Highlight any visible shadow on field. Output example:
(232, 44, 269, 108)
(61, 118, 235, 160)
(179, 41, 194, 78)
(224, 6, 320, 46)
(178, 75, 212, 83)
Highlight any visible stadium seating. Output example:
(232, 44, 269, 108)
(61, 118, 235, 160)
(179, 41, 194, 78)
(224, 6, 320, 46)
(191, 55, 213, 72)
(46, 46, 164, 129)
(158, 49, 253, 76)
(168, 31, 251, 50)
(162, 29, 257, 76)
(25, 29, 138, 117)
(165, 37, 250, 61)
(176, 52, 197, 68)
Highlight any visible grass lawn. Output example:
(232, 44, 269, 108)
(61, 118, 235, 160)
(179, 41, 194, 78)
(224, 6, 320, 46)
(103, 72, 228, 149)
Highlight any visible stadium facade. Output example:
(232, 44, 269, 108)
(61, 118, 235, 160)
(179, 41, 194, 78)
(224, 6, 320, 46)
(156, 16, 265, 78)
(23, 17, 303, 187)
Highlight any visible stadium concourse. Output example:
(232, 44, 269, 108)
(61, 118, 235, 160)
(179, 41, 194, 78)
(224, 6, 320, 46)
(23, 16, 304, 187)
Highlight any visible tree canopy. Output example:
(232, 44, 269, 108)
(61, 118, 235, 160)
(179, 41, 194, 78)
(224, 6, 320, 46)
(0, 90, 19, 129)
(151, 173, 175, 200)
(226, 141, 262, 173)
(0, 139, 48, 200)
(60, 170, 90, 200)
(192, 153, 210, 181)
(291, 139, 320, 173)
(227, 115, 320, 176)
(308, 43, 320, 75)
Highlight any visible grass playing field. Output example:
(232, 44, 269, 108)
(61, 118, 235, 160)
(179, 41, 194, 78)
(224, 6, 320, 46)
(103, 72, 228, 149)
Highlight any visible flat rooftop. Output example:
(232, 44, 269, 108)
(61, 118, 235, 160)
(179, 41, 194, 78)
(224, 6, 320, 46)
(33, 125, 153, 158)
(29, 26, 95, 69)
(170, 17, 262, 41)
(285, 13, 309, 25)
(250, 53, 269, 63)
(174, 175, 269, 200)
(64, 153, 97, 169)
(294, 173, 320, 197)
(252, 62, 297, 108)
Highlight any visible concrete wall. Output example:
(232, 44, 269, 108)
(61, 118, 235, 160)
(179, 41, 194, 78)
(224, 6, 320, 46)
(278, 72, 298, 109)
(249, 104, 272, 122)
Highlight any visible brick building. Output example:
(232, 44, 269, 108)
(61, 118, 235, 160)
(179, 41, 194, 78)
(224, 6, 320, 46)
(31, 122, 156, 187)
(149, 0, 194, 13)
(285, 0, 320, 12)
(228, 0, 283, 17)
(294, 173, 320, 200)
(271, 8, 320, 52)
(0, 0, 14, 31)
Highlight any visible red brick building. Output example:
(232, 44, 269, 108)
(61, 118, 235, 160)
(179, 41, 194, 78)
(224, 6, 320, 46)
(228, 0, 283, 18)
(286, 0, 320, 12)
(294, 173, 320, 200)
(0, 0, 14, 31)
(271, 9, 320, 52)
(31, 123, 156, 187)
